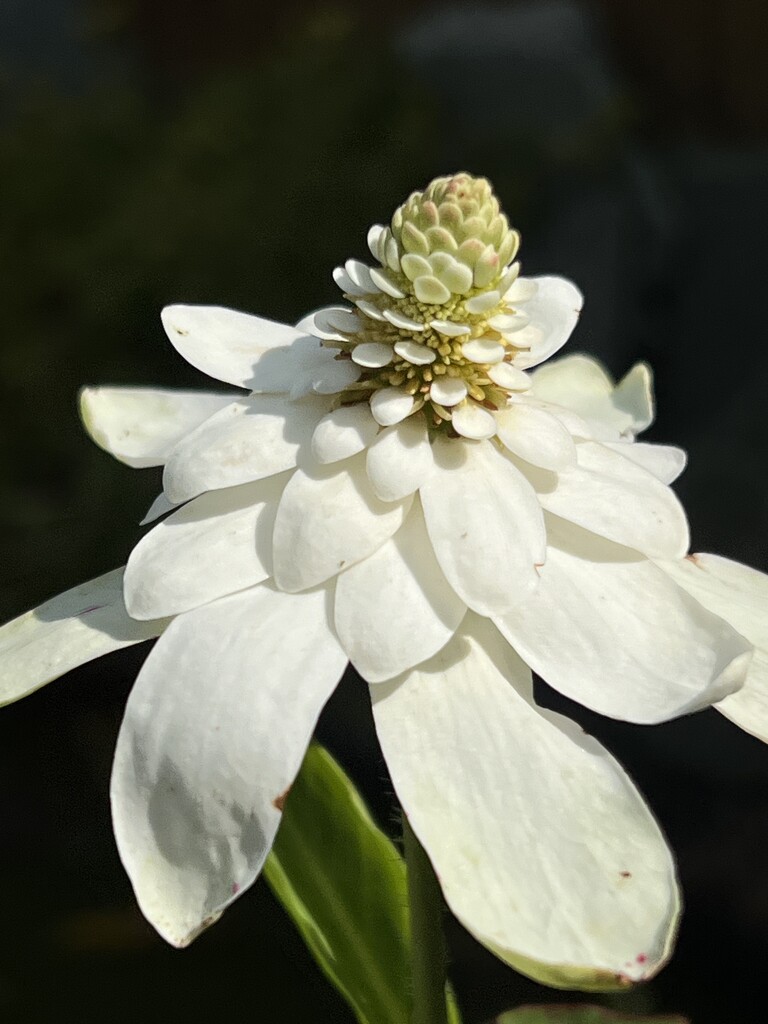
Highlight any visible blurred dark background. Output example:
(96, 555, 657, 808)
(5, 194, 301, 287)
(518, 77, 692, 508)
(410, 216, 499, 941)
(1, 1, 767, 1021)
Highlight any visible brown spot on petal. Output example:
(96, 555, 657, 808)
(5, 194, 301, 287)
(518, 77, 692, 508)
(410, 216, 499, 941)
(620, 870, 632, 878)
(685, 553, 702, 566)
(174, 327, 189, 336)
(273, 787, 291, 812)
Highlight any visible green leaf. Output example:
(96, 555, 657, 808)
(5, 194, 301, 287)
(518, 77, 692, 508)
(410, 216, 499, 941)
(492, 1006, 688, 1024)
(264, 743, 462, 1024)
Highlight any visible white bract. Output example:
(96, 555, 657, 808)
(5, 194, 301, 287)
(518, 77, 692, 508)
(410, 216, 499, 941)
(1, 173, 764, 990)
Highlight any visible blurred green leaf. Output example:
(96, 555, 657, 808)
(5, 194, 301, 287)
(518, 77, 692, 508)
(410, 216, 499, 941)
(264, 743, 461, 1024)
(492, 1007, 688, 1024)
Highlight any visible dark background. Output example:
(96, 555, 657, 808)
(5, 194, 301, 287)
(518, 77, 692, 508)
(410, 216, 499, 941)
(1, 1, 767, 1021)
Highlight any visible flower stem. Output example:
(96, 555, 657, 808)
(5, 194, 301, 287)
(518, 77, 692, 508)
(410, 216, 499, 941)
(403, 814, 449, 1024)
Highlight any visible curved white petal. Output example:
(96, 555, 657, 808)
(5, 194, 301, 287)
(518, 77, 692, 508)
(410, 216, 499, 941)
(111, 584, 346, 947)
(420, 438, 545, 616)
(0, 569, 168, 706)
(372, 615, 680, 986)
(657, 554, 768, 743)
(311, 405, 380, 464)
(351, 343, 394, 368)
(370, 388, 415, 427)
(80, 387, 234, 469)
(162, 395, 327, 504)
(161, 305, 308, 391)
(335, 503, 466, 682)
(140, 492, 180, 526)
(429, 377, 467, 407)
(310, 357, 362, 395)
(604, 442, 687, 485)
(365, 415, 433, 502)
(510, 277, 583, 370)
(495, 521, 752, 724)
(451, 402, 497, 440)
(521, 440, 689, 560)
(496, 403, 577, 471)
(272, 456, 412, 593)
(531, 355, 653, 440)
(125, 474, 288, 620)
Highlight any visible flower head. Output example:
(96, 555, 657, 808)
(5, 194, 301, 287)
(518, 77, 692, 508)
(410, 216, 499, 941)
(2, 173, 766, 989)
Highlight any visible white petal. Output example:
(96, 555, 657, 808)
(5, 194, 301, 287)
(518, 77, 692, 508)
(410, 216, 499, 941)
(311, 405, 380, 464)
(369, 266, 406, 298)
(355, 299, 387, 322)
(351, 343, 394, 368)
(367, 224, 385, 262)
(80, 387, 234, 468)
(461, 338, 506, 364)
(372, 615, 679, 984)
(524, 440, 689, 559)
(487, 363, 531, 390)
(657, 554, 768, 743)
(161, 305, 305, 391)
(496, 521, 752, 723)
(365, 415, 434, 501)
(487, 312, 529, 332)
(420, 438, 545, 615)
(124, 475, 288, 620)
(335, 503, 465, 682)
(333, 266, 369, 297)
(345, 259, 377, 293)
(111, 584, 346, 947)
(603, 442, 687, 484)
(163, 395, 327, 504)
(429, 377, 467, 407)
(370, 388, 415, 426)
(496, 403, 577, 471)
(451, 402, 497, 440)
(464, 290, 500, 314)
(272, 456, 412, 592)
(531, 354, 650, 440)
(614, 363, 654, 434)
(510, 277, 583, 370)
(429, 319, 471, 337)
(313, 306, 362, 337)
(0, 569, 168, 706)
(311, 357, 362, 394)
(140, 492, 180, 526)
(393, 340, 436, 365)
(383, 308, 426, 331)
(504, 273, 537, 302)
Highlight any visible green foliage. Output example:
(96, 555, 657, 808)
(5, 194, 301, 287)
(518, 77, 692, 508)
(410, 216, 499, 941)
(493, 1006, 688, 1024)
(264, 743, 461, 1024)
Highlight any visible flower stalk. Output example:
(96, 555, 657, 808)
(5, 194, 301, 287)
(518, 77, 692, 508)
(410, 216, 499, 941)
(403, 814, 450, 1024)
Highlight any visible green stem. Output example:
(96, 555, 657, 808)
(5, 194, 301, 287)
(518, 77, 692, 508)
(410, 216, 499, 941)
(403, 815, 449, 1024)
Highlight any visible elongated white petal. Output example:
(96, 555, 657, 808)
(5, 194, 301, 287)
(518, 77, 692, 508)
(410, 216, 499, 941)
(311, 357, 362, 394)
(0, 569, 168, 706)
(351, 343, 394, 368)
(365, 415, 433, 502)
(161, 305, 306, 391)
(420, 438, 545, 615)
(335, 504, 465, 681)
(162, 395, 327, 504)
(333, 266, 369, 297)
(80, 387, 233, 468)
(488, 363, 531, 390)
(370, 388, 415, 426)
(657, 554, 768, 742)
(373, 616, 679, 986)
(125, 474, 288, 620)
(495, 521, 752, 723)
(429, 319, 470, 337)
(451, 402, 497, 440)
(511, 277, 583, 369)
(604, 442, 687, 484)
(496, 403, 577, 471)
(311, 405, 380, 464)
(272, 456, 412, 592)
(461, 338, 505, 364)
(531, 355, 652, 440)
(393, 340, 435, 365)
(429, 377, 467, 407)
(369, 266, 405, 298)
(111, 585, 346, 947)
(140, 492, 180, 526)
(522, 440, 689, 559)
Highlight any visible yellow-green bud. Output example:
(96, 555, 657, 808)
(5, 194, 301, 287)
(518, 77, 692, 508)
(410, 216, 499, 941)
(374, 173, 520, 302)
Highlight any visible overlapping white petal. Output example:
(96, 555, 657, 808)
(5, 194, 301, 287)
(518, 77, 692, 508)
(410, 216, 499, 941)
(272, 455, 412, 592)
(658, 554, 768, 742)
(111, 584, 346, 947)
(510, 277, 583, 370)
(496, 401, 577, 471)
(311, 405, 380, 464)
(0, 569, 168, 706)
(372, 616, 680, 986)
(80, 387, 234, 468)
(161, 305, 312, 391)
(335, 503, 466, 682)
(604, 442, 687, 485)
(420, 438, 545, 616)
(162, 394, 327, 504)
(495, 521, 751, 723)
(520, 441, 689, 559)
(125, 474, 288, 620)
(365, 415, 433, 501)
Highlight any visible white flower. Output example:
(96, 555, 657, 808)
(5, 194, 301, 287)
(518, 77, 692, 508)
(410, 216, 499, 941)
(0, 173, 759, 989)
